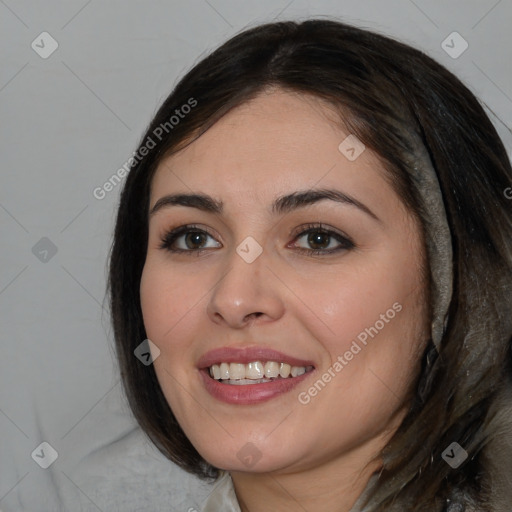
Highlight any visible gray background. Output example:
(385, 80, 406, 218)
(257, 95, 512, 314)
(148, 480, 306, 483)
(1, 1, 511, 511)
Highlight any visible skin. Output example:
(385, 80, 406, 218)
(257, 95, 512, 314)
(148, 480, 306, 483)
(140, 88, 430, 512)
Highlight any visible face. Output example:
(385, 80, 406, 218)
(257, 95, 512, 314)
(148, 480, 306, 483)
(140, 89, 429, 475)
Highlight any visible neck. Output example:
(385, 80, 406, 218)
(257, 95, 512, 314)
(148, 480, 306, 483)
(230, 444, 383, 512)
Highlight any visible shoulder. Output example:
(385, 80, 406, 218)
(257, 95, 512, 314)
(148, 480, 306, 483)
(476, 380, 512, 510)
(448, 379, 512, 511)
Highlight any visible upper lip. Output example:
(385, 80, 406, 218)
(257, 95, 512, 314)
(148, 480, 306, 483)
(197, 346, 315, 369)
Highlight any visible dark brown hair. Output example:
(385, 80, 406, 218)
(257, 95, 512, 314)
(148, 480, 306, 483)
(107, 19, 512, 511)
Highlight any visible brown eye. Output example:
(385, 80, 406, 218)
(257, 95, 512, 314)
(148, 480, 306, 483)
(291, 224, 355, 255)
(159, 225, 221, 253)
(184, 231, 208, 249)
(306, 231, 332, 250)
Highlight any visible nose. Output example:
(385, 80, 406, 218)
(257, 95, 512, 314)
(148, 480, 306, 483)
(206, 246, 285, 329)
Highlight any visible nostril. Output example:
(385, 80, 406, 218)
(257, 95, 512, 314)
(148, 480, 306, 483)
(243, 312, 264, 322)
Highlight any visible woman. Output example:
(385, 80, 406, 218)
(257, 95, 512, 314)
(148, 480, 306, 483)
(107, 19, 512, 511)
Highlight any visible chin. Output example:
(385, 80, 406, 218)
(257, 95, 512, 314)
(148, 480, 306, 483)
(199, 437, 316, 475)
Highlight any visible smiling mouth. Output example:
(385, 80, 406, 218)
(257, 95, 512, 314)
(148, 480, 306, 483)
(208, 361, 315, 385)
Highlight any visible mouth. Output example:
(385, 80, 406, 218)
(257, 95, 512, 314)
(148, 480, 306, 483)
(197, 347, 316, 404)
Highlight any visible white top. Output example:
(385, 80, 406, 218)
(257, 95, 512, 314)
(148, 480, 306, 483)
(201, 472, 241, 512)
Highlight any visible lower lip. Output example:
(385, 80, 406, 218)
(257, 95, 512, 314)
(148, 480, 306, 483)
(199, 369, 314, 405)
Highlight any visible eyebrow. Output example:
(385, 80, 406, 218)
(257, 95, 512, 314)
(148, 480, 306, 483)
(149, 188, 379, 221)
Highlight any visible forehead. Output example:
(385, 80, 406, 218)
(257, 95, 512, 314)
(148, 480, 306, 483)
(150, 89, 390, 208)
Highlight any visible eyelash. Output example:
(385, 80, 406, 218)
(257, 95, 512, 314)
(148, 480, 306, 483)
(158, 223, 355, 256)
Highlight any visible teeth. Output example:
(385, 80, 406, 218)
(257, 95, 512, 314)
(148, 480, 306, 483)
(208, 361, 312, 383)
(264, 361, 280, 378)
(291, 366, 306, 377)
(229, 363, 246, 380)
(219, 362, 230, 380)
(279, 363, 291, 378)
(211, 364, 221, 380)
(227, 378, 272, 385)
(246, 361, 264, 379)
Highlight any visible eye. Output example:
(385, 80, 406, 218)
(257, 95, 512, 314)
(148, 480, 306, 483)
(290, 223, 355, 255)
(159, 224, 221, 253)
(159, 223, 354, 256)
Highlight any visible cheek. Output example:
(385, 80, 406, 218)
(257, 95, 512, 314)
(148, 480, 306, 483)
(296, 280, 426, 449)
(140, 263, 201, 417)
(294, 247, 427, 408)
(140, 261, 200, 344)
(303, 260, 417, 350)
(139, 259, 213, 412)
(140, 265, 172, 341)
